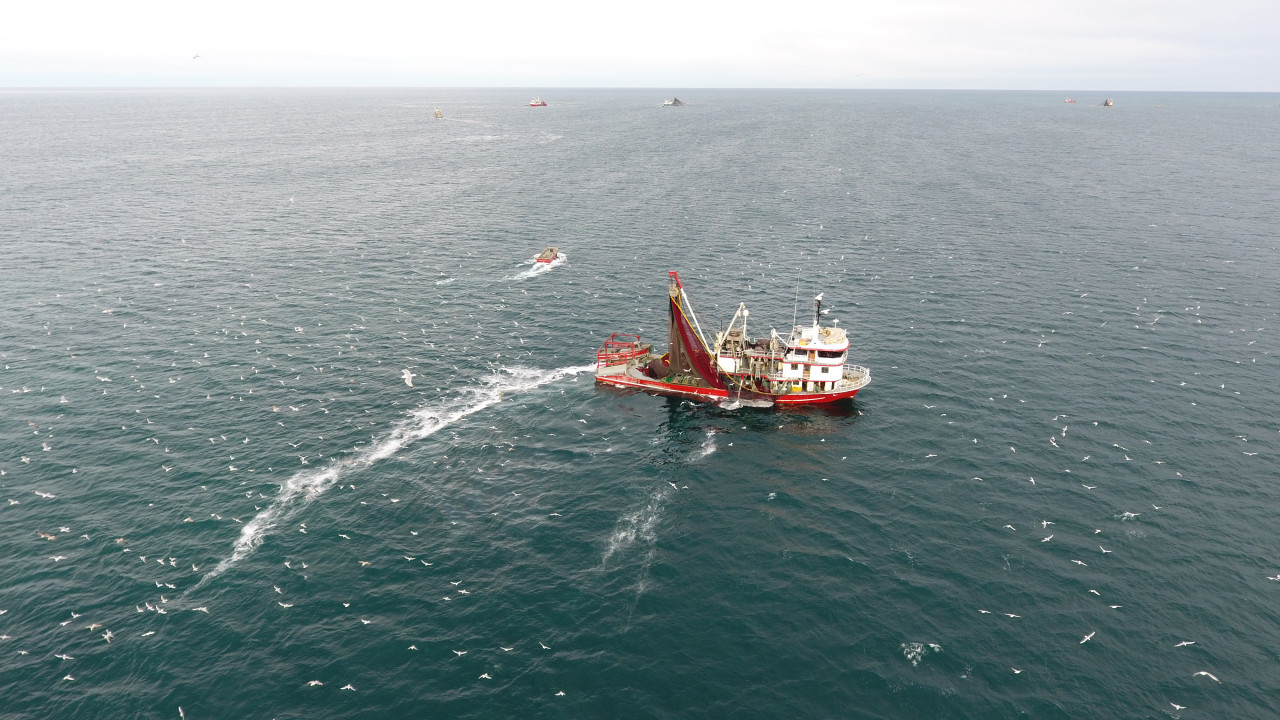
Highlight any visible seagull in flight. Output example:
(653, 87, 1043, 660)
(1192, 671, 1220, 682)
(307, 680, 323, 686)
(1080, 631, 1095, 644)
(340, 684, 355, 691)
(453, 650, 466, 656)
(1171, 703, 1185, 710)
(401, 369, 415, 387)
(1175, 641, 1195, 647)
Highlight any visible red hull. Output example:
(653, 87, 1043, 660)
(595, 373, 861, 405)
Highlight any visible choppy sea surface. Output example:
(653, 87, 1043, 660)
(1, 88, 1278, 719)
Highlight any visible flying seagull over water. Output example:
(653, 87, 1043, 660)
(1081, 631, 1095, 644)
(401, 369, 415, 387)
(1192, 671, 1220, 682)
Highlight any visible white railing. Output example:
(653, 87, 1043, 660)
(837, 365, 871, 391)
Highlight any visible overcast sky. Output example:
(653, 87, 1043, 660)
(2, 0, 1276, 90)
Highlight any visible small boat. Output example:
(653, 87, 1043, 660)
(529, 97, 548, 107)
(1064, 98, 1077, 103)
(663, 98, 686, 107)
(535, 247, 559, 263)
(595, 272, 870, 405)
(433, 107, 443, 119)
(1103, 99, 1114, 107)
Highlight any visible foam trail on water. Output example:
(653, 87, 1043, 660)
(601, 488, 666, 568)
(695, 430, 717, 459)
(197, 364, 594, 586)
(507, 253, 567, 280)
(601, 486, 668, 607)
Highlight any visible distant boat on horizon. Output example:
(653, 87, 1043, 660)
(1103, 98, 1114, 107)
(529, 97, 548, 107)
(1064, 98, 1077, 103)
(663, 97, 686, 106)
(433, 107, 442, 119)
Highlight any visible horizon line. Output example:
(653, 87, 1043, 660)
(3, 86, 1278, 93)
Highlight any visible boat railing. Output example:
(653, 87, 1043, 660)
(840, 365, 871, 390)
(596, 334, 649, 367)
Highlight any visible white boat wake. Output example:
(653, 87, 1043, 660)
(601, 485, 668, 606)
(695, 430, 718, 459)
(507, 253, 567, 280)
(196, 364, 594, 587)
(601, 490, 664, 568)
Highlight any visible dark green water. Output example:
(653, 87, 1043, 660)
(1, 88, 1278, 719)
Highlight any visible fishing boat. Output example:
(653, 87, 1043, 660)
(663, 97, 686, 106)
(535, 246, 559, 263)
(529, 97, 548, 107)
(434, 107, 443, 119)
(1103, 98, 1114, 107)
(1064, 98, 1077, 103)
(595, 272, 870, 405)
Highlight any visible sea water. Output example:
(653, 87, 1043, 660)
(1, 88, 1278, 718)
